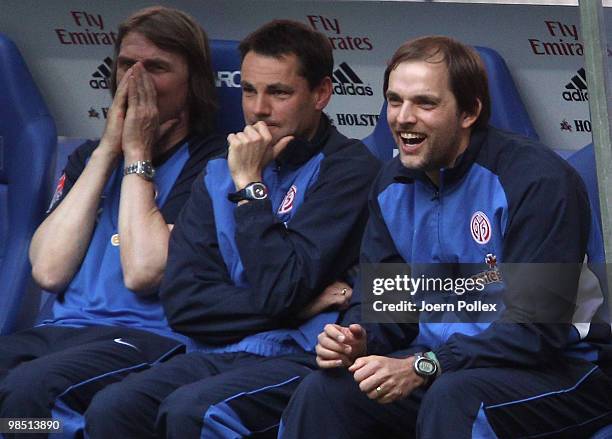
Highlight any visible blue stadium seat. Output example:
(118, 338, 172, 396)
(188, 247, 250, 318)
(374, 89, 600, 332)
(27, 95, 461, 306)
(362, 46, 539, 161)
(361, 100, 393, 162)
(210, 39, 243, 136)
(567, 142, 609, 310)
(569, 144, 602, 226)
(568, 144, 612, 439)
(0, 33, 57, 334)
(592, 425, 612, 439)
(475, 46, 538, 141)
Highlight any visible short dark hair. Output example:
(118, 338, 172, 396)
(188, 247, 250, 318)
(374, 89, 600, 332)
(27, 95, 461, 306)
(110, 6, 217, 136)
(383, 36, 490, 130)
(238, 19, 333, 90)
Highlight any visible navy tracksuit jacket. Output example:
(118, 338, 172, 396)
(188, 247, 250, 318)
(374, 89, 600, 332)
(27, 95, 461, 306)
(160, 115, 381, 355)
(352, 126, 612, 369)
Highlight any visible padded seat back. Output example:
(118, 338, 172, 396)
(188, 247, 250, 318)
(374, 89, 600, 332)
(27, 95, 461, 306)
(210, 39, 243, 136)
(0, 33, 57, 334)
(567, 143, 608, 306)
(475, 46, 538, 141)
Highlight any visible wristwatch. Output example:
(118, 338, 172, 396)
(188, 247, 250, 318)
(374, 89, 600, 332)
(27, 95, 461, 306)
(124, 160, 155, 181)
(413, 352, 440, 383)
(227, 182, 268, 203)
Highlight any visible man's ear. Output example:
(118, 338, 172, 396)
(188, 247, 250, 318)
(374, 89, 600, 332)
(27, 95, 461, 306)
(461, 98, 482, 129)
(314, 77, 333, 111)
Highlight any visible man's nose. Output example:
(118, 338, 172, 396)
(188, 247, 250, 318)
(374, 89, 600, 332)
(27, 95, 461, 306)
(396, 102, 417, 125)
(252, 94, 271, 117)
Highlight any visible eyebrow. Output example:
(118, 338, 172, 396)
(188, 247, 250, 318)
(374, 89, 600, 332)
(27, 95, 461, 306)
(266, 83, 293, 93)
(413, 94, 440, 104)
(385, 90, 440, 103)
(239, 81, 294, 93)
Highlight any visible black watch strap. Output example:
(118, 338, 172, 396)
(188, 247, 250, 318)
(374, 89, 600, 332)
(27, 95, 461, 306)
(228, 181, 268, 203)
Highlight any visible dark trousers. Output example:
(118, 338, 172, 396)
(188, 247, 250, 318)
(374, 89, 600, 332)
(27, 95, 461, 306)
(279, 358, 612, 439)
(0, 325, 183, 439)
(85, 351, 316, 439)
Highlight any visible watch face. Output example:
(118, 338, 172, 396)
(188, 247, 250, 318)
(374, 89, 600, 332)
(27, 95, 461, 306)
(142, 163, 155, 178)
(415, 357, 437, 376)
(249, 183, 268, 199)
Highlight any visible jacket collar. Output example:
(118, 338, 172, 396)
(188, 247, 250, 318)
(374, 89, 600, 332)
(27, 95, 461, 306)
(152, 134, 193, 167)
(275, 114, 331, 168)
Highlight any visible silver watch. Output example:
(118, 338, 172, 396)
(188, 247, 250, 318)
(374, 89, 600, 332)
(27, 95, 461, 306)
(124, 160, 155, 181)
(413, 352, 439, 381)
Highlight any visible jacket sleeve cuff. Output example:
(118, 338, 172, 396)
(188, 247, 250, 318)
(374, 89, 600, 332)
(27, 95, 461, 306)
(433, 344, 458, 373)
(342, 265, 360, 287)
(233, 198, 273, 223)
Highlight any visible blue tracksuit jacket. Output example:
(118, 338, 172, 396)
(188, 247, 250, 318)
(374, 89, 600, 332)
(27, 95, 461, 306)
(346, 126, 611, 372)
(160, 116, 381, 355)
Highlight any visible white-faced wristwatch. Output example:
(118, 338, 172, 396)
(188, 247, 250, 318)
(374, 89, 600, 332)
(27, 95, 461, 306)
(413, 352, 440, 383)
(124, 160, 155, 181)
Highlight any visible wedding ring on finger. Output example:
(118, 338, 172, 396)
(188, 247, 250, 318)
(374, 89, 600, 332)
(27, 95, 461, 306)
(375, 385, 383, 396)
(341, 288, 348, 296)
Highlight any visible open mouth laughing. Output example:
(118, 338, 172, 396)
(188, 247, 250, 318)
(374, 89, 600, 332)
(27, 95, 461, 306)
(398, 131, 427, 152)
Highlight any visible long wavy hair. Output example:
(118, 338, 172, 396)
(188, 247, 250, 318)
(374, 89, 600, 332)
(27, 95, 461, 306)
(110, 6, 217, 135)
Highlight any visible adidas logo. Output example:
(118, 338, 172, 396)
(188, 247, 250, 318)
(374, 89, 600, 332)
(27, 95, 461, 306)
(90, 57, 112, 90)
(562, 68, 588, 101)
(332, 62, 373, 96)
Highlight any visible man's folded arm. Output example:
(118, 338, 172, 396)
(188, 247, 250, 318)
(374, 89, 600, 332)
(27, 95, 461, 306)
(234, 148, 380, 318)
(160, 174, 290, 344)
